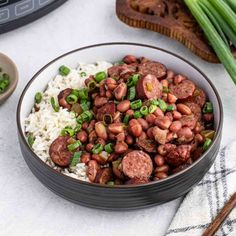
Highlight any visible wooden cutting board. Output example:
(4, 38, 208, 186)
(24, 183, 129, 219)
(116, 0, 236, 63)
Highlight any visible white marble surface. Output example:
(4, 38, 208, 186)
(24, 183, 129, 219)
(0, 1, 235, 236)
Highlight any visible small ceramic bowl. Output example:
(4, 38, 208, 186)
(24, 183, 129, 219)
(0, 53, 18, 104)
(17, 43, 223, 210)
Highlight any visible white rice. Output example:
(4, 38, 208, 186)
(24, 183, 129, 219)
(24, 61, 113, 181)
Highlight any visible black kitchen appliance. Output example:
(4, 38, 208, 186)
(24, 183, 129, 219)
(0, 0, 67, 34)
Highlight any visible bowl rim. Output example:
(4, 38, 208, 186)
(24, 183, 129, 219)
(0, 52, 18, 102)
(16, 42, 223, 188)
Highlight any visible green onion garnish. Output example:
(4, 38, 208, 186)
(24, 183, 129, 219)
(50, 97, 60, 112)
(95, 71, 107, 83)
(77, 110, 93, 124)
(127, 86, 136, 100)
(140, 106, 149, 116)
(134, 111, 143, 119)
(67, 140, 82, 152)
(149, 104, 157, 114)
(127, 74, 140, 87)
(167, 105, 175, 111)
(70, 151, 82, 167)
(162, 86, 169, 93)
(80, 101, 90, 111)
(150, 99, 159, 106)
(107, 181, 115, 186)
(203, 138, 212, 151)
(0, 78, 10, 93)
(74, 124, 82, 133)
(158, 99, 167, 112)
(123, 114, 130, 125)
(27, 134, 35, 147)
(104, 143, 114, 154)
(87, 80, 97, 91)
(66, 94, 78, 104)
(78, 88, 88, 100)
(131, 99, 142, 110)
(34, 92, 42, 104)
(61, 126, 75, 137)
(92, 143, 103, 154)
(80, 72, 87, 77)
(59, 65, 70, 76)
(203, 102, 213, 114)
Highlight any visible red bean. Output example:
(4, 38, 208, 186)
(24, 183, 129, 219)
(195, 133, 204, 144)
(108, 123, 124, 134)
(147, 128, 154, 139)
(173, 111, 182, 120)
(86, 143, 94, 153)
(82, 122, 88, 130)
(177, 104, 192, 115)
(80, 152, 91, 164)
(139, 131, 147, 140)
(123, 55, 137, 64)
(170, 121, 182, 133)
(155, 116, 172, 129)
(154, 107, 164, 117)
(165, 112, 173, 121)
(154, 155, 165, 166)
(105, 78, 117, 90)
(115, 141, 128, 154)
(117, 100, 131, 112)
(113, 82, 127, 100)
(105, 90, 113, 98)
(116, 132, 126, 142)
(155, 165, 169, 173)
(155, 172, 168, 179)
(146, 114, 156, 124)
(76, 131, 88, 143)
(168, 93, 177, 103)
(96, 138, 106, 146)
(126, 135, 134, 145)
(129, 119, 142, 137)
(95, 122, 108, 140)
(94, 96, 108, 107)
(137, 118, 149, 131)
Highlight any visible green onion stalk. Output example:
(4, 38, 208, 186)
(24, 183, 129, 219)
(184, 0, 236, 85)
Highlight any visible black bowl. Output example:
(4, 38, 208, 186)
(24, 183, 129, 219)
(17, 43, 223, 210)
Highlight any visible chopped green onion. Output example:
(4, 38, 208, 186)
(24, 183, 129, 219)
(150, 99, 159, 106)
(2, 73, 10, 80)
(77, 110, 93, 124)
(167, 105, 175, 111)
(134, 111, 143, 119)
(59, 65, 70, 76)
(80, 101, 90, 111)
(34, 92, 42, 104)
(50, 97, 60, 112)
(27, 134, 35, 147)
(127, 74, 140, 87)
(70, 151, 82, 167)
(203, 138, 212, 151)
(103, 114, 113, 125)
(107, 181, 115, 186)
(80, 72, 87, 77)
(0, 78, 10, 93)
(131, 99, 142, 110)
(227, 0, 236, 13)
(67, 140, 82, 152)
(71, 89, 80, 97)
(162, 86, 169, 93)
(74, 124, 82, 133)
(92, 143, 103, 154)
(203, 102, 213, 114)
(140, 106, 149, 116)
(87, 80, 97, 91)
(149, 104, 157, 113)
(158, 99, 167, 112)
(95, 71, 107, 83)
(201, 130, 216, 140)
(123, 114, 130, 125)
(78, 88, 88, 100)
(104, 143, 114, 154)
(66, 94, 78, 104)
(61, 126, 75, 136)
(127, 86, 136, 100)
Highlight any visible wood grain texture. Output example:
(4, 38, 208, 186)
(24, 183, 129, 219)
(116, 0, 236, 63)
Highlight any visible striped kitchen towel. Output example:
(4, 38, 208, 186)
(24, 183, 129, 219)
(166, 141, 236, 236)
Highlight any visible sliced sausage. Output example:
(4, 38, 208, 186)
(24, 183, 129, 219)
(49, 136, 72, 167)
(169, 80, 195, 99)
(136, 138, 157, 153)
(138, 61, 167, 79)
(122, 151, 153, 179)
(58, 88, 72, 110)
(184, 88, 206, 108)
(136, 74, 162, 99)
(108, 64, 136, 79)
(180, 115, 198, 130)
(184, 102, 202, 120)
(165, 145, 191, 166)
(96, 102, 116, 121)
(95, 168, 113, 184)
(87, 160, 101, 182)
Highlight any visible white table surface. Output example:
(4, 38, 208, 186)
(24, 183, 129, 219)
(0, 1, 235, 236)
